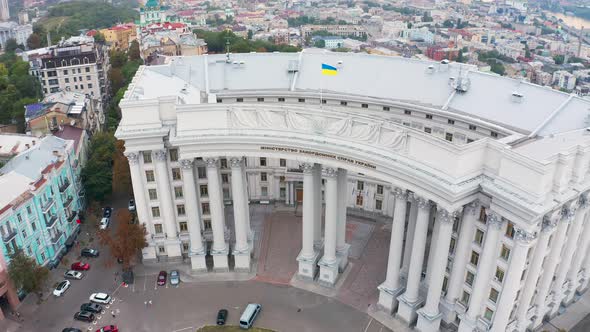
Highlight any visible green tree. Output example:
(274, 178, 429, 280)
(314, 39, 326, 48)
(457, 50, 465, 63)
(93, 32, 106, 43)
(8, 250, 50, 298)
(4, 39, 20, 53)
(554, 55, 565, 65)
(82, 132, 116, 202)
(443, 20, 454, 28)
(247, 29, 253, 40)
(97, 209, 147, 271)
(26, 33, 42, 50)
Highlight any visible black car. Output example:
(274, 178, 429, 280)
(217, 309, 228, 325)
(62, 329, 82, 332)
(81, 248, 99, 258)
(74, 311, 95, 322)
(102, 207, 112, 218)
(80, 302, 103, 313)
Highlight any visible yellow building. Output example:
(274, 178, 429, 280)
(100, 24, 137, 51)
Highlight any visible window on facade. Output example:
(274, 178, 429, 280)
(489, 288, 499, 303)
(182, 242, 189, 252)
(169, 149, 178, 162)
(495, 267, 505, 283)
(446, 133, 454, 142)
(158, 246, 166, 253)
(197, 167, 206, 179)
(501, 244, 511, 261)
(143, 151, 152, 163)
(280, 187, 286, 198)
(474, 229, 484, 245)
(65, 78, 70, 83)
(479, 207, 487, 223)
(467, 138, 475, 143)
(322, 99, 327, 104)
(261, 186, 268, 197)
(179, 221, 188, 232)
(484, 308, 494, 321)
(260, 157, 267, 166)
(40, 252, 45, 261)
(145, 170, 155, 182)
(223, 188, 230, 200)
(31, 222, 36, 231)
(86, 75, 91, 80)
(154, 223, 163, 234)
(340, 101, 347, 106)
(85, 67, 90, 73)
(470, 251, 480, 266)
(177, 204, 186, 216)
(449, 237, 456, 254)
(357, 181, 364, 191)
(26, 206, 32, 215)
(375, 199, 383, 210)
(174, 187, 183, 199)
(469, 124, 477, 130)
(460, 291, 470, 306)
(383, 106, 390, 111)
(257, 97, 264, 102)
(361, 103, 368, 108)
(237, 98, 243, 102)
(298, 98, 305, 103)
(220, 158, 227, 168)
(377, 185, 383, 195)
(448, 119, 455, 125)
(221, 174, 229, 183)
(22, 229, 27, 238)
(426, 114, 433, 119)
(217, 98, 222, 103)
(172, 168, 181, 181)
(424, 127, 432, 134)
(204, 219, 212, 230)
(278, 97, 285, 102)
(36, 238, 41, 246)
(17, 214, 22, 223)
(200, 185, 208, 197)
(442, 276, 449, 293)
(356, 195, 363, 206)
(202, 203, 210, 215)
(261, 172, 267, 181)
(505, 222, 515, 238)
(152, 207, 161, 218)
(404, 110, 411, 115)
(148, 189, 158, 200)
(465, 271, 475, 286)
(491, 131, 498, 138)
(280, 159, 286, 167)
(63, 69, 68, 75)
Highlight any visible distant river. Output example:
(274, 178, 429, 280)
(549, 11, 590, 30)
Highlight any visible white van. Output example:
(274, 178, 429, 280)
(239, 303, 262, 329)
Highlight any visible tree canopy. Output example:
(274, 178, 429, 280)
(81, 132, 117, 202)
(194, 30, 300, 53)
(8, 250, 49, 297)
(97, 209, 147, 271)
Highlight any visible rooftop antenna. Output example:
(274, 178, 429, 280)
(225, 37, 231, 63)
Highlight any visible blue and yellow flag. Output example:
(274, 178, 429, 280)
(321, 63, 337, 76)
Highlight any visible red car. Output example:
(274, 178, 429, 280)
(157, 271, 167, 286)
(71, 262, 90, 271)
(96, 325, 118, 332)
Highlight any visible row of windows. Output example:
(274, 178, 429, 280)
(64, 76, 92, 83)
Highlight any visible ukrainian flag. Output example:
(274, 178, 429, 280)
(321, 63, 338, 76)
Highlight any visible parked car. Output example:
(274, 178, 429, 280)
(96, 325, 118, 332)
(217, 309, 228, 325)
(80, 302, 103, 313)
(64, 270, 83, 280)
(99, 217, 110, 230)
(128, 199, 136, 212)
(81, 248, 99, 257)
(89, 293, 112, 304)
(62, 328, 82, 332)
(157, 271, 167, 286)
(53, 280, 71, 297)
(71, 262, 90, 271)
(102, 207, 112, 218)
(74, 311, 95, 323)
(169, 270, 180, 285)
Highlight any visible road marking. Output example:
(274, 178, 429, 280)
(143, 275, 147, 291)
(171, 327, 193, 332)
(363, 318, 373, 332)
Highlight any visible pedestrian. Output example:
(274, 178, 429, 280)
(144, 301, 147, 307)
(111, 310, 116, 318)
(148, 300, 152, 306)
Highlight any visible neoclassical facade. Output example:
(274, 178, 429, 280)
(116, 51, 590, 332)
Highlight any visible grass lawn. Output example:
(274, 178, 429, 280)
(197, 326, 276, 332)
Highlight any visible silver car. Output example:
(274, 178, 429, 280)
(169, 270, 180, 285)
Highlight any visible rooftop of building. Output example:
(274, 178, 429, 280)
(0, 171, 34, 217)
(53, 125, 84, 153)
(0, 134, 39, 159)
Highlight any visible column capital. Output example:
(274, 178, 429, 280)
(414, 195, 431, 210)
(579, 192, 589, 209)
(179, 159, 193, 170)
(125, 152, 139, 165)
(487, 212, 505, 230)
(514, 227, 537, 245)
(301, 162, 314, 173)
(542, 213, 559, 233)
(229, 157, 243, 168)
(561, 204, 577, 223)
(154, 149, 167, 161)
(324, 167, 337, 178)
(392, 187, 407, 200)
(437, 208, 460, 224)
(464, 199, 480, 215)
(205, 157, 219, 168)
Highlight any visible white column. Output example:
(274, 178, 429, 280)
(490, 228, 536, 332)
(515, 215, 556, 331)
(377, 188, 408, 314)
(416, 208, 458, 332)
(458, 212, 505, 332)
(318, 167, 339, 286)
(289, 182, 295, 205)
(580, 247, 590, 291)
(441, 201, 478, 323)
(297, 163, 320, 280)
(285, 180, 290, 204)
(180, 159, 207, 272)
(397, 195, 431, 324)
(313, 164, 323, 248)
(230, 157, 250, 271)
(205, 157, 229, 271)
(566, 199, 590, 303)
(336, 168, 349, 272)
(532, 208, 571, 329)
(549, 197, 588, 316)
(125, 152, 156, 261)
(154, 149, 181, 259)
(402, 199, 418, 278)
(425, 212, 441, 285)
(240, 161, 251, 240)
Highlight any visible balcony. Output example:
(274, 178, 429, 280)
(1, 228, 17, 243)
(41, 198, 55, 213)
(45, 214, 58, 228)
(63, 196, 73, 208)
(59, 179, 71, 193)
(49, 231, 63, 244)
(67, 213, 77, 223)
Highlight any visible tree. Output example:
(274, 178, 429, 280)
(128, 40, 140, 61)
(314, 39, 326, 48)
(247, 29, 253, 40)
(82, 132, 116, 202)
(26, 33, 42, 50)
(108, 68, 124, 94)
(93, 32, 106, 44)
(4, 39, 20, 53)
(457, 50, 465, 63)
(97, 209, 147, 271)
(8, 250, 49, 298)
(112, 140, 132, 194)
(554, 54, 565, 65)
(443, 19, 454, 28)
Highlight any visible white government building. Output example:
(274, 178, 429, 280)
(115, 51, 590, 332)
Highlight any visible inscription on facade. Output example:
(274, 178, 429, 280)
(260, 146, 377, 169)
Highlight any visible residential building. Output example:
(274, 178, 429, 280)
(99, 23, 137, 51)
(0, 0, 8, 21)
(553, 70, 577, 91)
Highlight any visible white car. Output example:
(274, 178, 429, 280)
(128, 199, 136, 211)
(99, 217, 110, 230)
(53, 280, 70, 297)
(64, 270, 83, 280)
(89, 292, 112, 304)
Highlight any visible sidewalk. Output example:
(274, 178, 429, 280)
(543, 288, 590, 331)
